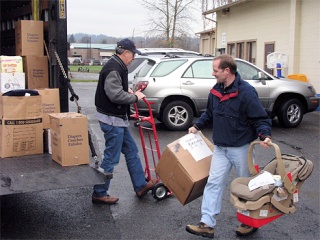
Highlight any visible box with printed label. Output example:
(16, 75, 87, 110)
(36, 88, 60, 129)
(49, 112, 89, 166)
(0, 72, 25, 93)
(0, 94, 43, 158)
(23, 56, 48, 89)
(0, 117, 43, 158)
(15, 20, 44, 56)
(155, 132, 214, 205)
(0, 56, 23, 73)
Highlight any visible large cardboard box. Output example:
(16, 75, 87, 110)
(156, 132, 214, 205)
(0, 95, 42, 119)
(23, 56, 48, 89)
(0, 72, 25, 93)
(0, 95, 43, 158)
(49, 112, 89, 166)
(15, 20, 44, 56)
(0, 56, 23, 73)
(36, 88, 60, 129)
(0, 117, 43, 158)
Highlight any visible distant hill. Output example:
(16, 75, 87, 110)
(67, 33, 200, 52)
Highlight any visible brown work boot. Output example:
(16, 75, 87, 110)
(186, 222, 215, 238)
(236, 223, 258, 236)
(136, 179, 157, 198)
(92, 194, 119, 204)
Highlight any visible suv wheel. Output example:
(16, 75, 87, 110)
(162, 101, 193, 131)
(277, 98, 303, 128)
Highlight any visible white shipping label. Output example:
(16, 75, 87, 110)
(179, 133, 212, 161)
(259, 210, 268, 217)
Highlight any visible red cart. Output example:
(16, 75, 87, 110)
(131, 98, 171, 200)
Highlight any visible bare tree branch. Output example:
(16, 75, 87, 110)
(139, 0, 203, 47)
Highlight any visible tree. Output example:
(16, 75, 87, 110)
(68, 34, 76, 43)
(80, 35, 91, 44)
(139, 0, 202, 47)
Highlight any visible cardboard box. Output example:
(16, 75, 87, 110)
(0, 95, 43, 158)
(0, 72, 25, 93)
(0, 117, 43, 158)
(15, 20, 44, 56)
(0, 56, 23, 73)
(49, 112, 89, 166)
(23, 56, 48, 89)
(0, 95, 42, 119)
(156, 132, 214, 205)
(36, 88, 60, 129)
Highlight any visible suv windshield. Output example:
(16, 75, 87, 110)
(150, 60, 187, 77)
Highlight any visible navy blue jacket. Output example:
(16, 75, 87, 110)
(194, 72, 271, 147)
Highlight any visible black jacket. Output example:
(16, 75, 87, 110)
(95, 55, 137, 119)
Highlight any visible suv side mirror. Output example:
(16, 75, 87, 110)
(258, 72, 266, 85)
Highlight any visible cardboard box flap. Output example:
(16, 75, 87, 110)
(49, 112, 84, 119)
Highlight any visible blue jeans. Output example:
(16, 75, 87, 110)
(200, 144, 252, 227)
(93, 122, 146, 197)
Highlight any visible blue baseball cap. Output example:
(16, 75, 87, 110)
(117, 38, 141, 54)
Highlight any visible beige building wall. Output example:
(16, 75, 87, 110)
(199, 29, 216, 55)
(298, 0, 320, 92)
(212, 0, 319, 92)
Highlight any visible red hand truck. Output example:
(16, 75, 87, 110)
(131, 98, 171, 201)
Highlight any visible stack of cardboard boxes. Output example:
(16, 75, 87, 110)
(16, 20, 48, 89)
(0, 20, 89, 167)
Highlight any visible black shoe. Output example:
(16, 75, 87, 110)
(186, 222, 214, 238)
(236, 223, 258, 236)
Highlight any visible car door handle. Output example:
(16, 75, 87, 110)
(182, 81, 194, 85)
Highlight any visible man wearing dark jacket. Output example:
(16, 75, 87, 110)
(93, 38, 157, 204)
(186, 54, 272, 238)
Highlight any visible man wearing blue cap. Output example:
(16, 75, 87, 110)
(93, 38, 157, 204)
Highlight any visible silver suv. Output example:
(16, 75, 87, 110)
(132, 56, 319, 131)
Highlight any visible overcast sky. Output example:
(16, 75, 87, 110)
(67, 0, 204, 38)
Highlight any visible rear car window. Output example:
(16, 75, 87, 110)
(128, 58, 147, 73)
(183, 59, 214, 78)
(136, 60, 156, 77)
(150, 60, 187, 77)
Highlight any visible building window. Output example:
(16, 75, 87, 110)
(227, 43, 235, 57)
(236, 42, 244, 59)
(227, 40, 256, 64)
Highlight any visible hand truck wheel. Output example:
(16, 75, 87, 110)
(152, 182, 169, 201)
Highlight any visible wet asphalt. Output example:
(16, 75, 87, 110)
(1, 73, 319, 240)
